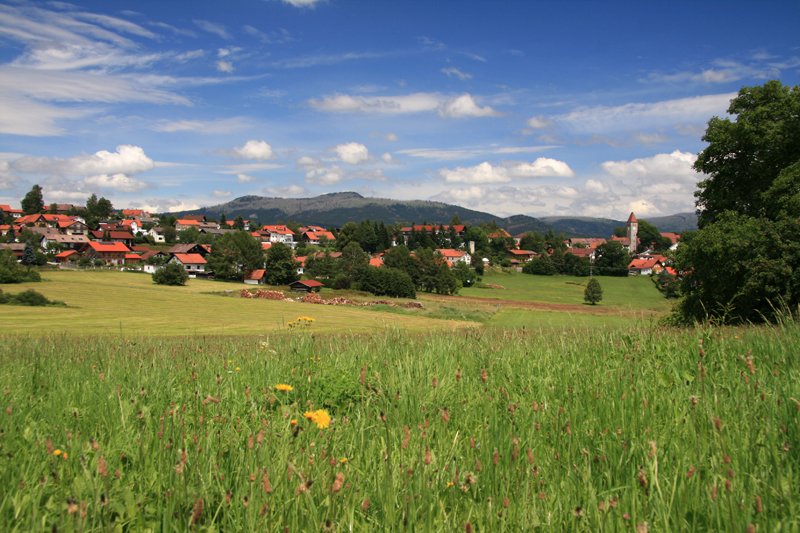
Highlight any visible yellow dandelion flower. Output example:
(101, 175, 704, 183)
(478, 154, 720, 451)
(235, 367, 241, 372)
(447, 481, 455, 488)
(339, 457, 348, 464)
(296, 316, 315, 322)
(275, 384, 294, 392)
(303, 409, 331, 429)
(290, 419, 298, 426)
(53, 449, 62, 457)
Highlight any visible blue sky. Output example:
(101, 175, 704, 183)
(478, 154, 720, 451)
(1, 0, 798, 219)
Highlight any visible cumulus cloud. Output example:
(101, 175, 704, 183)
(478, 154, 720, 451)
(234, 140, 274, 160)
(237, 173, 256, 183)
(14, 144, 155, 177)
(335, 142, 369, 164)
(382, 153, 393, 163)
(83, 173, 147, 192)
(212, 190, 231, 198)
(601, 150, 697, 182)
(265, 184, 306, 196)
(439, 157, 574, 184)
(438, 94, 499, 118)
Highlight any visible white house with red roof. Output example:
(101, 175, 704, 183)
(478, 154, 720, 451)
(169, 253, 207, 277)
(261, 225, 295, 248)
(436, 248, 472, 267)
(85, 241, 131, 265)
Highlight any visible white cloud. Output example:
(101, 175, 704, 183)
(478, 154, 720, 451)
(558, 93, 735, 133)
(527, 116, 552, 129)
(398, 145, 556, 161)
(265, 184, 306, 196)
(282, 0, 323, 7)
(382, 153, 393, 163)
(442, 67, 472, 80)
(509, 158, 575, 178)
(193, 19, 231, 40)
(601, 150, 698, 182)
(0, 160, 17, 189)
(440, 157, 574, 184)
(448, 186, 485, 201)
(634, 133, 668, 145)
(438, 94, 499, 118)
(83, 173, 147, 192)
(234, 140, 274, 161)
(212, 190, 231, 198)
(385, 132, 398, 142)
(309, 93, 441, 114)
(335, 142, 369, 164)
(216, 60, 234, 73)
(237, 173, 256, 183)
(14, 144, 155, 177)
(585, 179, 608, 194)
(153, 117, 253, 134)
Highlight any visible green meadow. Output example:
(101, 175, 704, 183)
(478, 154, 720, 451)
(1, 270, 798, 531)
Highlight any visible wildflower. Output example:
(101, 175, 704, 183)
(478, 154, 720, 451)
(275, 384, 294, 392)
(290, 419, 298, 426)
(339, 457, 348, 464)
(53, 449, 62, 457)
(447, 481, 454, 488)
(304, 409, 331, 429)
(235, 367, 241, 372)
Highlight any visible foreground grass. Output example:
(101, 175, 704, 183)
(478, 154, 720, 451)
(1, 324, 797, 530)
(0, 270, 469, 335)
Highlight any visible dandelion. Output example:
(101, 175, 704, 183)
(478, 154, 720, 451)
(339, 457, 348, 464)
(304, 409, 331, 429)
(53, 449, 62, 457)
(275, 384, 294, 392)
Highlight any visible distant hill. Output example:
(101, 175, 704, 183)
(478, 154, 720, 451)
(176, 192, 551, 230)
(173, 192, 695, 236)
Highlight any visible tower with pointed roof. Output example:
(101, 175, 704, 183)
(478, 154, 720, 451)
(626, 212, 638, 254)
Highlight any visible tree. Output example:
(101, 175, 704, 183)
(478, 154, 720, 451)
(206, 231, 264, 281)
(339, 241, 369, 279)
(519, 232, 547, 254)
(358, 267, 416, 298)
(594, 240, 629, 275)
(263, 242, 299, 285)
(451, 261, 476, 287)
(21, 244, 37, 269)
(523, 254, 557, 275)
(152, 263, 189, 286)
(0, 249, 40, 283)
(584, 278, 603, 305)
(694, 81, 800, 227)
(21, 185, 44, 215)
(636, 220, 671, 253)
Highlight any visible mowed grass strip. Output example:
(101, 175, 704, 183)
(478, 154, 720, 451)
(0, 324, 797, 530)
(460, 270, 673, 313)
(0, 270, 472, 335)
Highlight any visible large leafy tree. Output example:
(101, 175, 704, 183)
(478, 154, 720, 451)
(694, 80, 800, 227)
(263, 242, 299, 285)
(206, 231, 264, 281)
(676, 81, 800, 324)
(21, 184, 44, 215)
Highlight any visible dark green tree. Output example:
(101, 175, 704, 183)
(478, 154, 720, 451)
(263, 242, 299, 285)
(21, 244, 37, 268)
(206, 230, 264, 281)
(519, 232, 547, 254)
(694, 81, 800, 227)
(584, 278, 603, 305)
(451, 261, 476, 287)
(594, 240, 629, 275)
(522, 254, 557, 275)
(339, 241, 369, 279)
(0, 249, 40, 282)
(21, 184, 44, 215)
(152, 263, 189, 286)
(637, 220, 671, 252)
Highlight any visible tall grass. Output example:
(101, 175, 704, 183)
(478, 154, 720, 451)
(1, 324, 798, 530)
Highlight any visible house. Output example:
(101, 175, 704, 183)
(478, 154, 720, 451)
(121, 209, 149, 218)
(660, 232, 681, 251)
(147, 227, 166, 243)
(0, 243, 26, 258)
(86, 241, 131, 265)
(44, 233, 91, 250)
(169, 253, 207, 277)
(244, 269, 267, 285)
(119, 219, 142, 234)
(565, 247, 595, 261)
(302, 230, 336, 245)
(90, 230, 135, 246)
(295, 256, 306, 276)
(54, 249, 79, 263)
(169, 243, 211, 257)
(175, 219, 202, 231)
(289, 279, 324, 292)
(487, 229, 512, 242)
(567, 237, 606, 250)
(507, 249, 537, 263)
(0, 205, 23, 219)
(436, 248, 472, 267)
(369, 256, 384, 268)
(628, 257, 660, 276)
(261, 225, 295, 247)
(57, 218, 88, 235)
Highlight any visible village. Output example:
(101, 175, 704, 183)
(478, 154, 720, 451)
(0, 196, 681, 290)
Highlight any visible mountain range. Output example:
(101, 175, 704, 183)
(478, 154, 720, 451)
(176, 192, 697, 237)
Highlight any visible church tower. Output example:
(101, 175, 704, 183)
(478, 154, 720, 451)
(626, 212, 638, 254)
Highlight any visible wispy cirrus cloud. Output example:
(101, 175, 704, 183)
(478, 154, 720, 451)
(397, 144, 558, 161)
(153, 117, 254, 134)
(309, 92, 499, 118)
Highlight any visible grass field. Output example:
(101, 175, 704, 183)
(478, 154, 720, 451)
(1, 324, 797, 530)
(2, 269, 797, 530)
(0, 270, 471, 335)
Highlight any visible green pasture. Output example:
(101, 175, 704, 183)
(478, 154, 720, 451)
(0, 270, 470, 336)
(461, 269, 672, 313)
(0, 324, 797, 530)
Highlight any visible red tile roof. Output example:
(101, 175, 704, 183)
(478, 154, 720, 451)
(627, 212, 638, 223)
(88, 241, 131, 253)
(176, 219, 201, 226)
(291, 279, 324, 288)
(55, 250, 78, 259)
(437, 248, 467, 258)
(629, 258, 659, 270)
(172, 253, 206, 265)
(304, 231, 336, 241)
(245, 269, 266, 280)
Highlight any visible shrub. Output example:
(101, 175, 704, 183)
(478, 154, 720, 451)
(0, 288, 64, 306)
(152, 263, 189, 286)
(0, 250, 41, 283)
(358, 267, 416, 298)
